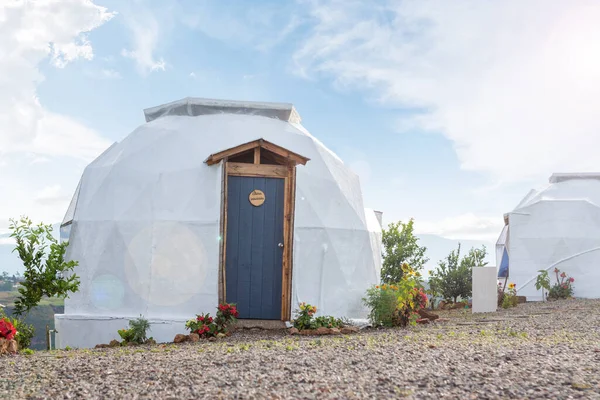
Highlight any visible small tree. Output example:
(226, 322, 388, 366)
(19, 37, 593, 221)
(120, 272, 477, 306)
(429, 243, 488, 303)
(534, 270, 551, 301)
(381, 219, 429, 283)
(9, 216, 80, 316)
(462, 246, 488, 268)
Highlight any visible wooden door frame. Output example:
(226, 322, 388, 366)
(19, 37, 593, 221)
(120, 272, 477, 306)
(207, 139, 308, 321)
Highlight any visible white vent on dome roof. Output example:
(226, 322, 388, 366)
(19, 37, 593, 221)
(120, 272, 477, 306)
(549, 173, 600, 184)
(373, 210, 383, 228)
(143, 97, 302, 124)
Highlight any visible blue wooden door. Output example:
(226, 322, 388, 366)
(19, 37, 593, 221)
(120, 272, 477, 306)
(225, 176, 285, 319)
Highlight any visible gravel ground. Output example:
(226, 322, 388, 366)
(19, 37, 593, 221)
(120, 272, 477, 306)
(2, 299, 600, 399)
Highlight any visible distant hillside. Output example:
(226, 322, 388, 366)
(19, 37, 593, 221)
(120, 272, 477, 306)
(0, 291, 64, 350)
(416, 234, 495, 273)
(0, 243, 20, 276)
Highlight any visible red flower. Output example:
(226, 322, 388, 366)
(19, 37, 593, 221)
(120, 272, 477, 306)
(560, 272, 566, 278)
(215, 303, 239, 318)
(554, 268, 559, 273)
(569, 277, 575, 283)
(0, 318, 16, 341)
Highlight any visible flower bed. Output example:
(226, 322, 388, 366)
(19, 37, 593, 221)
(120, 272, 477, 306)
(362, 263, 437, 327)
(0, 317, 18, 355)
(286, 302, 358, 335)
(548, 268, 575, 300)
(174, 303, 239, 343)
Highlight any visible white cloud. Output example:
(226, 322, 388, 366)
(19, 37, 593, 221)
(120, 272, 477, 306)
(0, 0, 114, 228)
(29, 155, 51, 164)
(415, 213, 503, 242)
(338, 146, 373, 186)
(0, 0, 114, 157)
(36, 185, 62, 200)
(0, 156, 81, 230)
(85, 68, 122, 79)
(178, 2, 304, 53)
(294, 0, 600, 184)
(32, 112, 112, 161)
(120, 6, 166, 75)
(101, 69, 122, 79)
(35, 185, 70, 206)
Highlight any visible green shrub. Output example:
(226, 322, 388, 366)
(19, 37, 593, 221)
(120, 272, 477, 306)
(501, 283, 518, 309)
(313, 315, 345, 329)
(428, 244, 487, 303)
(363, 263, 426, 328)
(0, 308, 35, 349)
(548, 285, 572, 300)
(117, 328, 135, 343)
(363, 285, 399, 327)
(118, 315, 150, 344)
(291, 303, 347, 330)
(13, 318, 35, 349)
(547, 268, 574, 300)
(292, 302, 317, 330)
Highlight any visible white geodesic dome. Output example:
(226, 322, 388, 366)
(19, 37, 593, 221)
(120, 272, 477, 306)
(55, 98, 382, 348)
(500, 173, 600, 301)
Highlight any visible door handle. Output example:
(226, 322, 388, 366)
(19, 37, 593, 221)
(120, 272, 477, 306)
(278, 243, 284, 248)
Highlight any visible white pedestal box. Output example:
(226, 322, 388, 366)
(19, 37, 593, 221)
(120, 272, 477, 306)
(472, 266, 498, 313)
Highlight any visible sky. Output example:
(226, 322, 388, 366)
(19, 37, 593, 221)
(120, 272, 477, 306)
(2, 0, 600, 254)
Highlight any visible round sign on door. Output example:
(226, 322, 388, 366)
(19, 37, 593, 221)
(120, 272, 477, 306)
(249, 189, 266, 206)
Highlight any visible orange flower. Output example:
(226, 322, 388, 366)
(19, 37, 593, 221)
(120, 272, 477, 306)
(376, 285, 379, 289)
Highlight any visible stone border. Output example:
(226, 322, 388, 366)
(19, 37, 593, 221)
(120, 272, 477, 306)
(0, 338, 18, 355)
(288, 326, 359, 336)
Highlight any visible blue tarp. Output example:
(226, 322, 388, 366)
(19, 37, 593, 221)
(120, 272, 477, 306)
(498, 248, 509, 277)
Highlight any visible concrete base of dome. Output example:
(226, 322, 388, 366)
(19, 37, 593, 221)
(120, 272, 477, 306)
(232, 319, 287, 330)
(54, 314, 188, 349)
